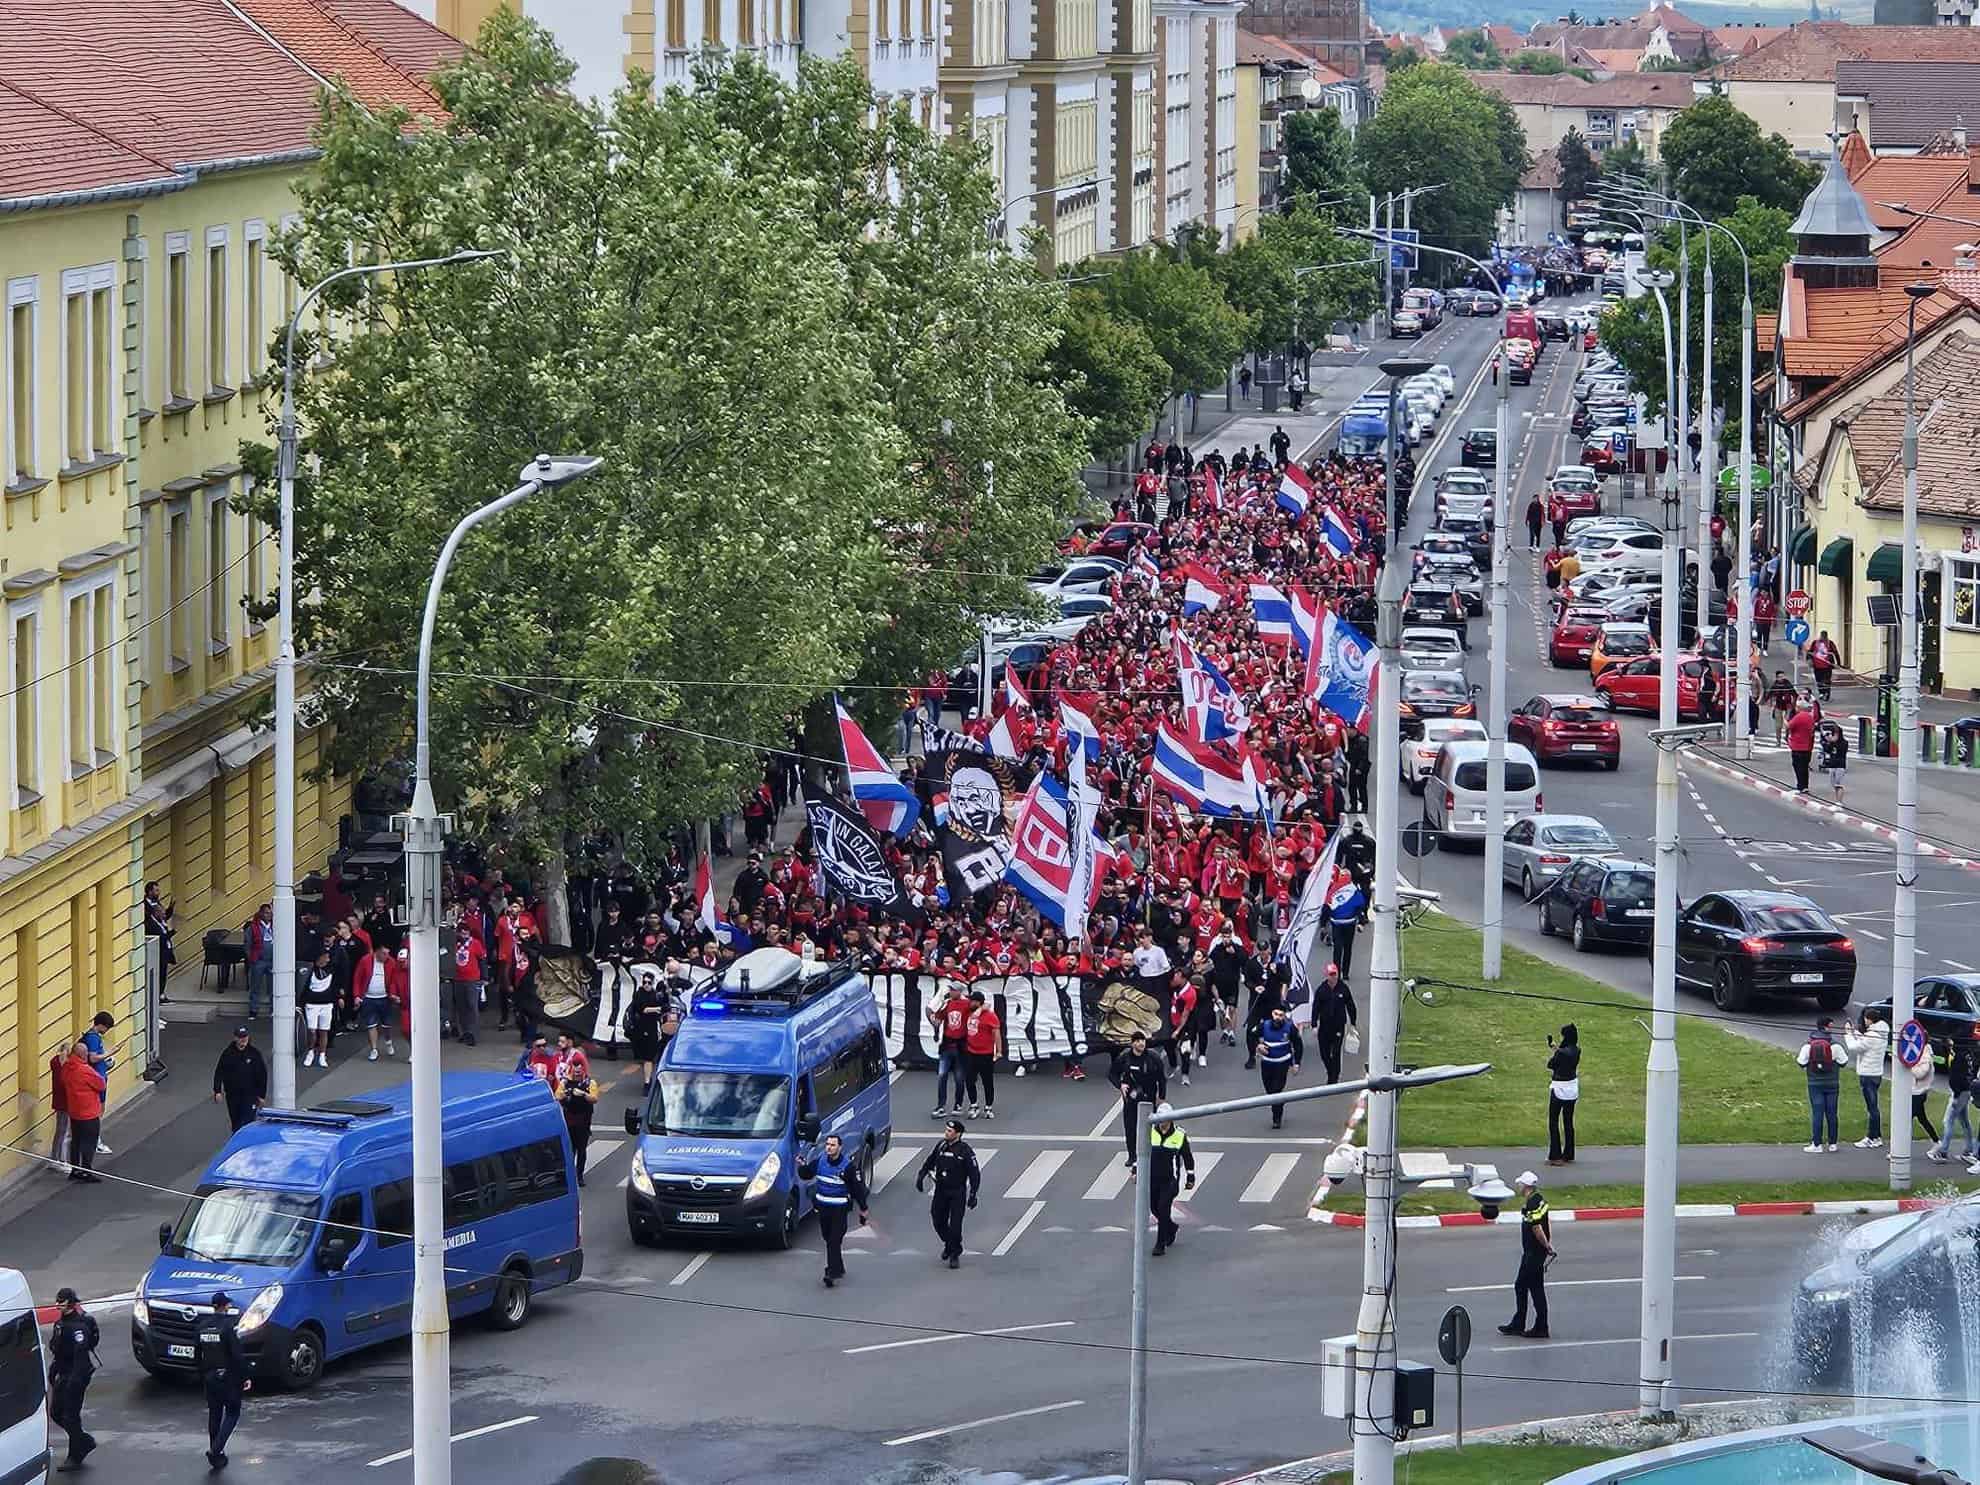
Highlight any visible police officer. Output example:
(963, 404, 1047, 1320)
(1256, 1004, 1303, 1129)
(1497, 1172, 1555, 1340)
(197, 1291, 252, 1469)
(801, 1133, 871, 1287)
(1108, 1030, 1168, 1172)
(1147, 1105, 1196, 1257)
(47, 1286, 98, 1472)
(914, 1119, 981, 1269)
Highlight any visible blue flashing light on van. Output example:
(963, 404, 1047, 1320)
(623, 947, 892, 1248)
(132, 1073, 581, 1391)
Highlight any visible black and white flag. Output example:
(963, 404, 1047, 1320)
(804, 788, 922, 924)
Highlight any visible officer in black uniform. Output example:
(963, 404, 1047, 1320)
(47, 1286, 98, 1472)
(799, 1132, 871, 1287)
(1108, 1031, 1168, 1171)
(915, 1118, 981, 1269)
(1147, 1105, 1196, 1256)
(1498, 1172, 1555, 1339)
(197, 1291, 252, 1469)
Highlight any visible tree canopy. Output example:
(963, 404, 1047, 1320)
(1357, 63, 1528, 263)
(1556, 127, 1597, 214)
(1661, 94, 1819, 221)
(1283, 108, 1363, 206)
(256, 14, 1085, 887)
(1442, 28, 1503, 68)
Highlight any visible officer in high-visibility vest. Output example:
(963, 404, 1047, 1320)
(1148, 1104, 1196, 1256)
(799, 1132, 871, 1288)
(1497, 1171, 1555, 1339)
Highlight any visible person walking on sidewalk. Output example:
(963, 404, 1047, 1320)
(1110, 1031, 1168, 1170)
(1908, 1047, 1941, 1147)
(1768, 671, 1796, 743)
(1525, 495, 1544, 550)
(196, 1291, 252, 1470)
(1753, 587, 1777, 651)
(1930, 1040, 1977, 1164)
(1238, 364, 1252, 401)
(961, 990, 1001, 1118)
(1809, 631, 1839, 701)
(1785, 701, 1818, 793)
(1311, 963, 1357, 1085)
(1846, 1010, 1890, 1149)
(353, 942, 402, 1062)
(1546, 1024, 1580, 1165)
(1148, 1104, 1196, 1257)
(1798, 1017, 1842, 1152)
(58, 1041, 105, 1183)
(915, 1119, 981, 1270)
(1498, 1172, 1554, 1339)
(1819, 719, 1849, 804)
(1255, 1005, 1303, 1129)
(800, 1132, 870, 1287)
(47, 1287, 98, 1473)
(300, 952, 338, 1068)
(211, 1027, 267, 1133)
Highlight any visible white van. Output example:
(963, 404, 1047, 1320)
(1423, 741, 1542, 842)
(0, 1268, 49, 1485)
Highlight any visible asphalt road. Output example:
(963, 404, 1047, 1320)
(9, 310, 1931, 1483)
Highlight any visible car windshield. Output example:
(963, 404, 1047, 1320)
(168, 1186, 321, 1266)
(1545, 824, 1614, 847)
(1601, 870, 1655, 906)
(649, 1071, 792, 1138)
(1751, 905, 1835, 934)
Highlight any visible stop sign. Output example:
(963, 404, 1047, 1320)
(1785, 589, 1811, 617)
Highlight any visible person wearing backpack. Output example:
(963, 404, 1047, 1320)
(1797, 1017, 1842, 1152)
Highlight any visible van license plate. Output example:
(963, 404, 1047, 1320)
(167, 1344, 195, 1359)
(1792, 972, 1823, 985)
(678, 1211, 720, 1224)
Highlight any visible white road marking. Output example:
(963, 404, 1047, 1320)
(1084, 1161, 1136, 1200)
(1449, 1274, 1705, 1293)
(884, 1399, 1086, 1447)
(367, 1415, 540, 1467)
(1087, 1102, 1124, 1140)
(871, 1147, 919, 1194)
(1854, 928, 1889, 941)
(843, 1320, 1077, 1356)
(1948, 960, 1979, 972)
(1489, 1331, 1757, 1354)
(954, 1129, 1335, 1147)
(1003, 1149, 1072, 1200)
(1240, 1152, 1302, 1203)
(669, 1251, 713, 1286)
(1175, 1150, 1222, 1201)
(992, 1200, 1047, 1256)
(585, 1136, 623, 1167)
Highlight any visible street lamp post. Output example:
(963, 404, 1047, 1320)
(272, 247, 503, 1111)
(1891, 280, 1936, 1195)
(400, 453, 603, 1485)
(1637, 269, 1682, 1420)
(991, 178, 1101, 248)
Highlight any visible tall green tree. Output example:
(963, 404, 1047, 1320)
(256, 15, 1083, 900)
(1047, 289, 1170, 456)
(1357, 63, 1528, 262)
(1258, 208, 1382, 343)
(1283, 108, 1363, 205)
(1442, 28, 1503, 68)
(1660, 94, 1819, 220)
(1556, 127, 1597, 212)
(1099, 249, 1250, 399)
(1602, 134, 1648, 183)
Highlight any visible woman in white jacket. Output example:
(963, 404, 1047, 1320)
(1844, 1012, 1891, 1149)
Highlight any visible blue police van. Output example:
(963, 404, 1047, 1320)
(132, 1073, 581, 1390)
(624, 947, 891, 1247)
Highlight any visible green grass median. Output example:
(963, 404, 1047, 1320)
(1390, 917, 1833, 1150)
(1325, 1179, 1948, 1219)
(1319, 1443, 1627, 1484)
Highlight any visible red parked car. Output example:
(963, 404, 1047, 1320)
(1510, 693, 1622, 769)
(1549, 607, 1609, 667)
(1085, 520, 1154, 560)
(1547, 469, 1603, 519)
(1594, 653, 1726, 719)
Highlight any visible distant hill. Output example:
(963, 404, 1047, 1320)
(1368, 2, 1864, 40)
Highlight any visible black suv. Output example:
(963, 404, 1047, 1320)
(1460, 429, 1498, 467)
(1538, 857, 1656, 953)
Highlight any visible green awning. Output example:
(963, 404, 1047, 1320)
(1817, 535, 1854, 577)
(1865, 541, 1904, 584)
(1789, 525, 1816, 565)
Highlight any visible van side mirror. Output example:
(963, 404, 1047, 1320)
(158, 1221, 173, 1252)
(795, 1112, 821, 1143)
(624, 1108, 640, 1136)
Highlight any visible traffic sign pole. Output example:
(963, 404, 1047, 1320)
(1439, 1305, 1472, 1448)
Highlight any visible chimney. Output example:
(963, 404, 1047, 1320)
(1958, 243, 1978, 268)
(1957, 115, 1970, 153)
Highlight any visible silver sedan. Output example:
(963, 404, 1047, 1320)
(1500, 814, 1623, 900)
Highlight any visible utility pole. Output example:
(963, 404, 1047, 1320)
(1382, 194, 1394, 321)
(1480, 280, 1512, 981)
(1639, 271, 1680, 1420)
(1735, 276, 1755, 760)
(1676, 216, 1692, 636)
(1891, 281, 1935, 1194)
(1697, 239, 1715, 640)
(1354, 550, 1410, 1485)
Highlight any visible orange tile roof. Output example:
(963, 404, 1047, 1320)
(1753, 310, 1779, 348)
(1850, 153, 1970, 231)
(1779, 291, 1971, 422)
(1708, 20, 1980, 84)
(1837, 329, 1980, 517)
(0, 0, 459, 206)
(0, 77, 184, 202)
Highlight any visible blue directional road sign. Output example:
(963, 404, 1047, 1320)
(1389, 229, 1420, 271)
(1784, 617, 1810, 647)
(1898, 1018, 1928, 1070)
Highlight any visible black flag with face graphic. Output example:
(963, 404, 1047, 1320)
(804, 788, 923, 925)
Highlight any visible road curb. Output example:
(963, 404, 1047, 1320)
(1304, 1194, 1943, 1229)
(1681, 747, 1980, 871)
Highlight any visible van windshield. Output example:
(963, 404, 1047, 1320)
(167, 1186, 321, 1266)
(649, 1071, 791, 1138)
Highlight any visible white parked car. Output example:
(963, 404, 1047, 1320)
(1028, 556, 1124, 599)
(1399, 626, 1466, 671)
(1425, 364, 1457, 398)
(1403, 717, 1487, 790)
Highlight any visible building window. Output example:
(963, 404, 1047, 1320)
(921, 0, 932, 37)
(166, 500, 190, 669)
(63, 574, 115, 774)
(205, 228, 229, 393)
(1950, 557, 1980, 631)
(165, 233, 191, 403)
(668, 0, 686, 45)
(206, 489, 230, 652)
(245, 494, 266, 635)
(899, 0, 910, 38)
(60, 265, 117, 467)
(1586, 110, 1615, 137)
(244, 221, 266, 379)
(704, 0, 720, 41)
(6, 278, 36, 484)
(9, 603, 40, 804)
